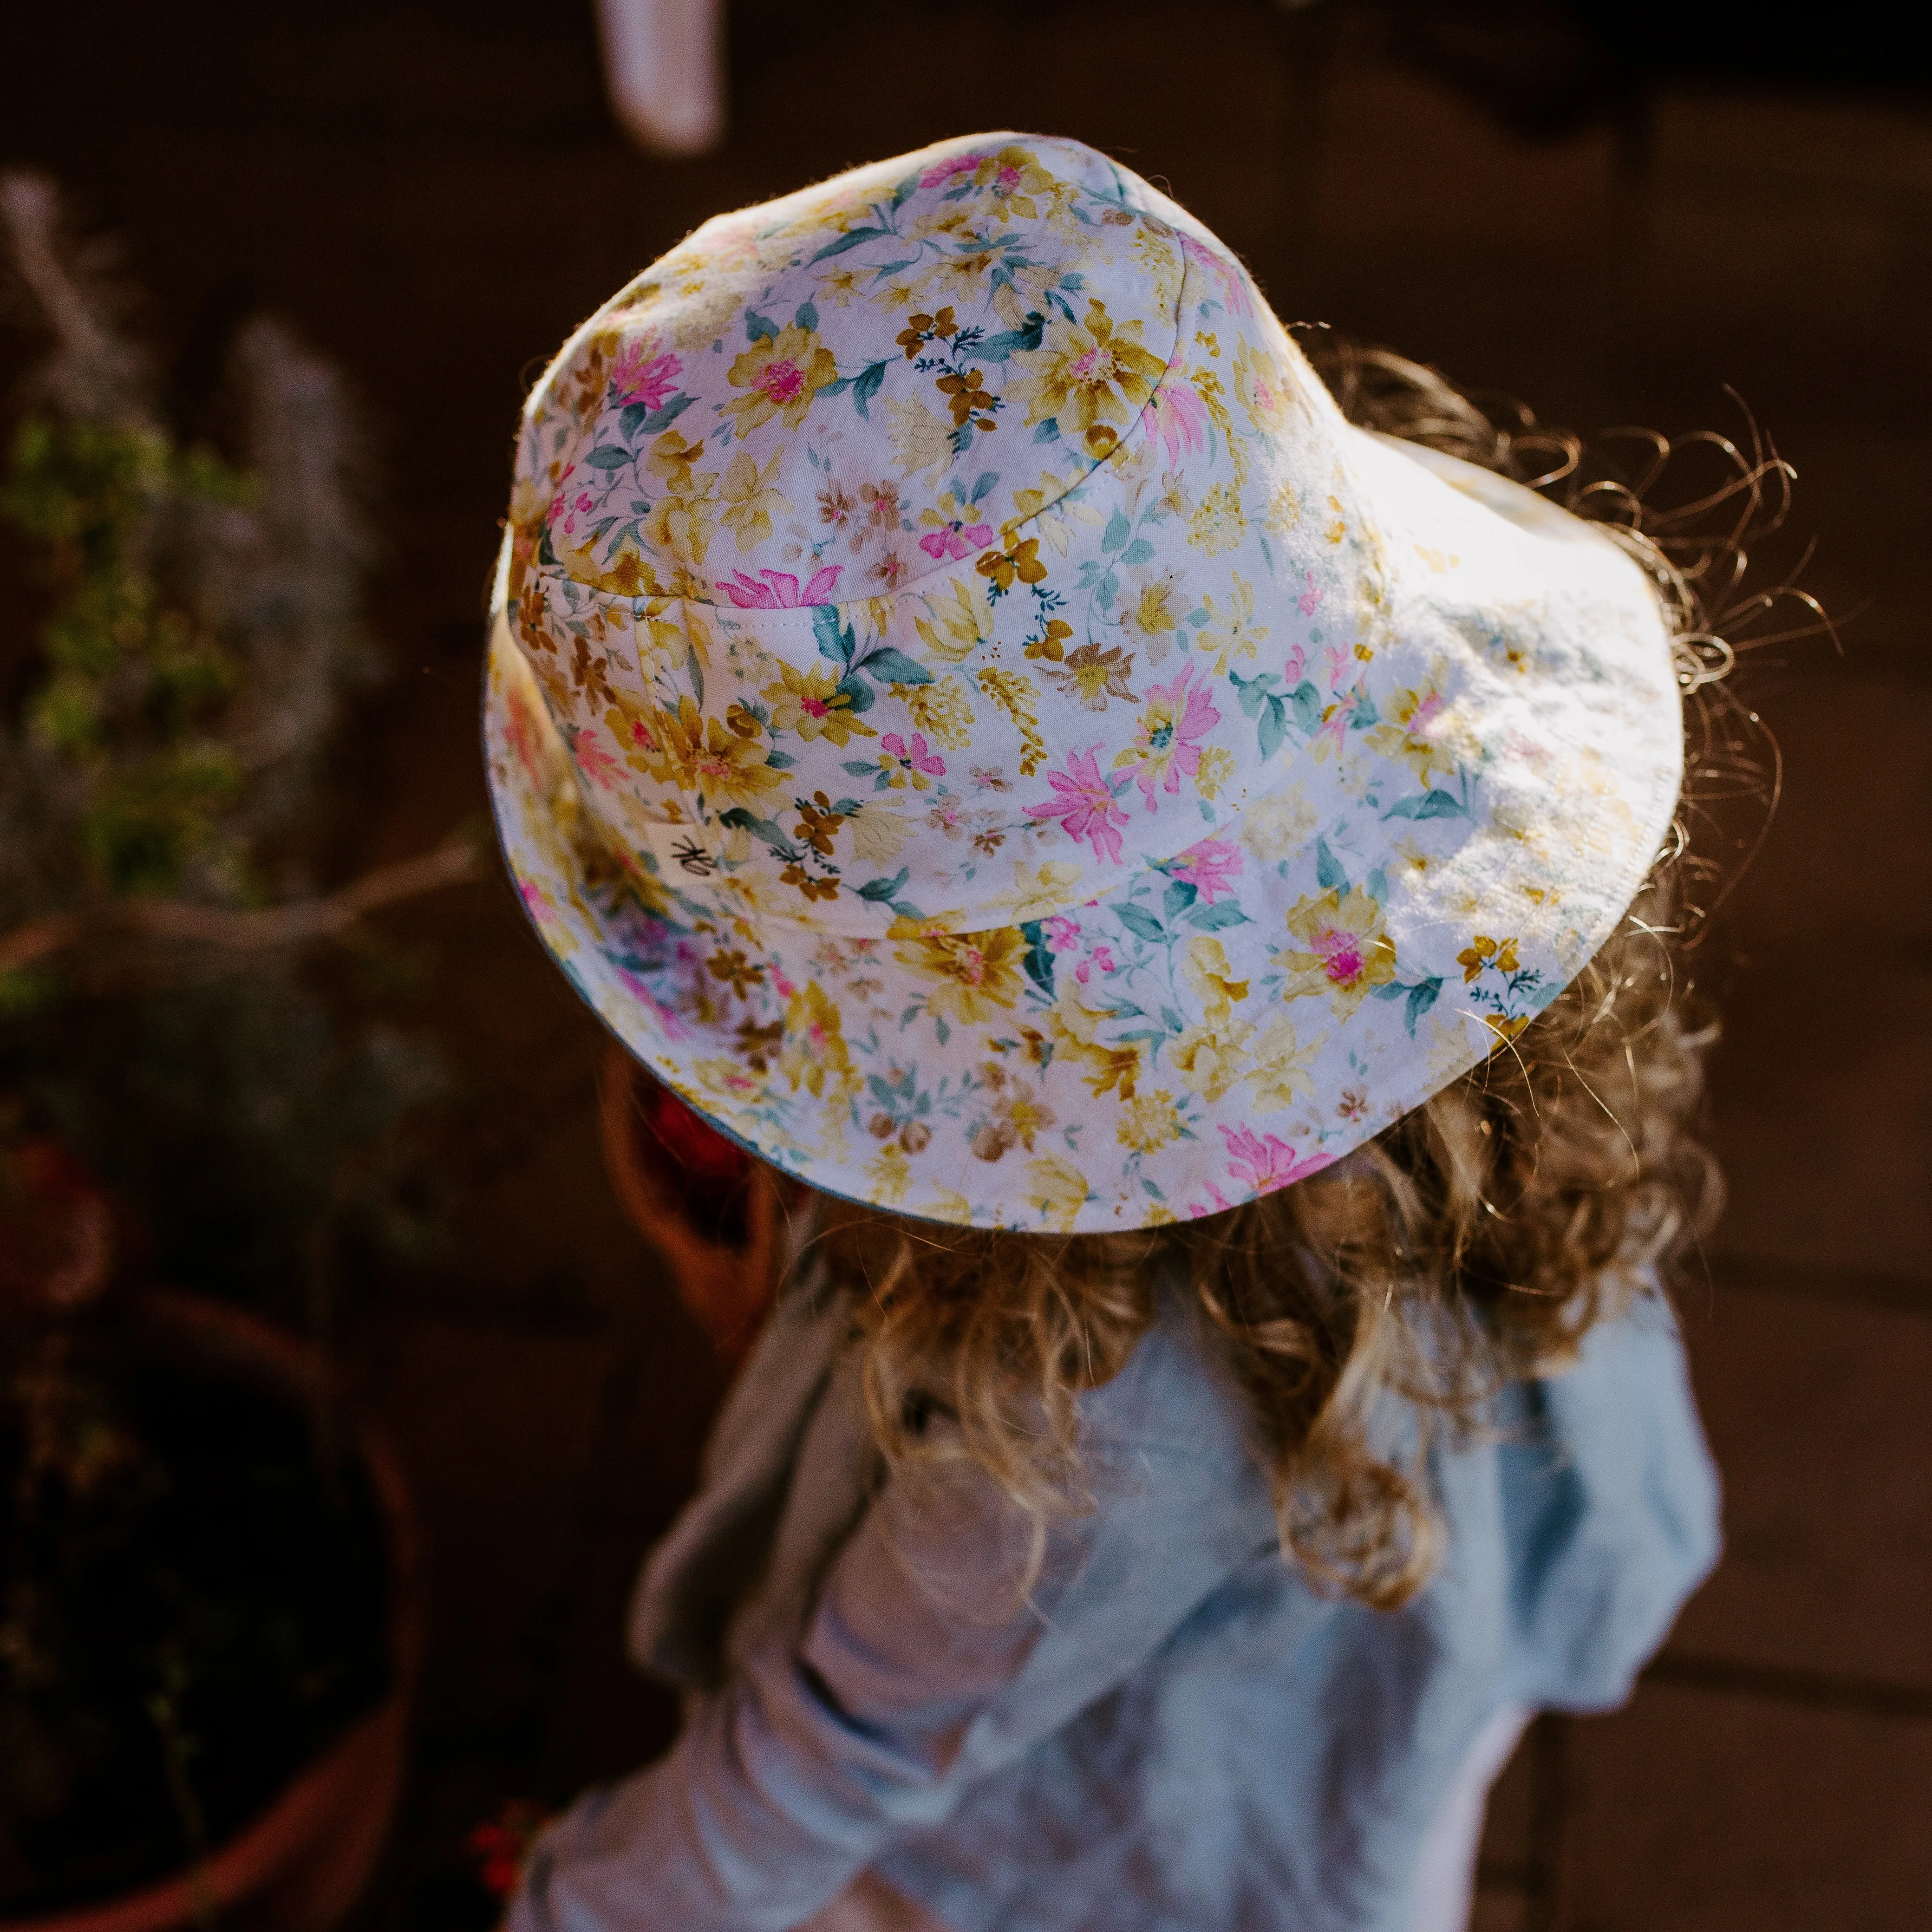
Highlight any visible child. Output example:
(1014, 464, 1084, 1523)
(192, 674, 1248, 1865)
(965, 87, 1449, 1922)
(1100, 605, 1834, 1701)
(484, 133, 1725, 1932)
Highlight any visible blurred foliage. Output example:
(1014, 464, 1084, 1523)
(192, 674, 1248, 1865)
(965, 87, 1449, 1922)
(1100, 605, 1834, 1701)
(0, 173, 451, 1317)
(3, 416, 249, 899)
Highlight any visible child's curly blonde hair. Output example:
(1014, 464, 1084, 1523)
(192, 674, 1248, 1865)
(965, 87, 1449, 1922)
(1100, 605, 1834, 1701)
(819, 349, 1806, 1611)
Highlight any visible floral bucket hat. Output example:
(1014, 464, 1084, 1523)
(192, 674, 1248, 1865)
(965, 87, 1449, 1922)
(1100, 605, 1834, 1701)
(484, 132, 1682, 1232)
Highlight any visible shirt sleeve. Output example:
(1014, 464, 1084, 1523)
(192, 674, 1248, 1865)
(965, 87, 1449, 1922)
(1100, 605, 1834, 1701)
(507, 1305, 1279, 1932)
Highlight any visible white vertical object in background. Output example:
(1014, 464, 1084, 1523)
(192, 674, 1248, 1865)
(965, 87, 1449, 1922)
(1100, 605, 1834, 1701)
(595, 0, 726, 157)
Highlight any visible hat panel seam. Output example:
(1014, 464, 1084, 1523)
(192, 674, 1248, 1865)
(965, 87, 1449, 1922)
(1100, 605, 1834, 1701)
(532, 210, 1199, 610)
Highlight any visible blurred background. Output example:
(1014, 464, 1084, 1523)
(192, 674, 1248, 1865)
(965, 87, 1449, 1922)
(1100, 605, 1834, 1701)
(0, 3, 1926, 1928)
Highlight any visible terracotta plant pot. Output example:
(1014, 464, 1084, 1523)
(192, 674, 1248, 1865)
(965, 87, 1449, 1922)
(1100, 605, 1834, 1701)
(2, 1292, 422, 1932)
(598, 1041, 805, 1365)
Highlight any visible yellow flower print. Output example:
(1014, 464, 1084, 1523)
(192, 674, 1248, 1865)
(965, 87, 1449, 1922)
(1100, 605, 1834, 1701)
(1246, 1010, 1324, 1113)
(926, 1183, 974, 1221)
(1240, 783, 1318, 861)
(719, 447, 792, 552)
(706, 947, 766, 997)
(1231, 340, 1295, 437)
(641, 431, 719, 569)
(994, 859, 1084, 920)
(602, 694, 678, 780)
(1269, 482, 1303, 532)
(1130, 223, 1183, 311)
(1188, 365, 1244, 483)
(1275, 887, 1398, 1018)
(975, 534, 1048, 594)
(973, 667, 1048, 775)
(650, 694, 782, 809)
(780, 979, 855, 1098)
(1155, 471, 1195, 522)
(971, 1062, 1057, 1161)
(692, 1055, 767, 1110)
(1195, 746, 1236, 800)
(1182, 935, 1250, 1027)
(887, 396, 953, 480)
(646, 426, 707, 491)
(894, 924, 1028, 1025)
(1366, 670, 1460, 787)
(1118, 569, 1186, 663)
(913, 576, 995, 664)
(866, 1142, 913, 1205)
(963, 144, 1057, 217)
(566, 535, 663, 598)
(1188, 483, 1246, 557)
(763, 661, 877, 745)
(723, 322, 838, 435)
(895, 674, 977, 749)
(792, 792, 848, 858)
(1168, 1018, 1254, 1103)
(1456, 933, 1521, 983)
(1197, 570, 1268, 675)
(1010, 468, 1088, 558)
(846, 800, 916, 866)
(1022, 1155, 1091, 1233)
(1116, 1088, 1183, 1155)
(1012, 298, 1165, 457)
(1042, 640, 1136, 711)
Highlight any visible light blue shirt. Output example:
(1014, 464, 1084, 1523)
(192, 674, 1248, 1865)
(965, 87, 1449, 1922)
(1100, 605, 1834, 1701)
(511, 1264, 1718, 1932)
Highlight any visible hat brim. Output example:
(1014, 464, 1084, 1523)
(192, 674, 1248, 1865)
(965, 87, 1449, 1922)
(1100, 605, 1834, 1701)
(484, 429, 1681, 1233)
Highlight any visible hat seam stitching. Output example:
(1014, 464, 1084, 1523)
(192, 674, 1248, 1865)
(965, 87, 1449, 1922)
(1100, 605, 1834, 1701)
(535, 215, 1198, 613)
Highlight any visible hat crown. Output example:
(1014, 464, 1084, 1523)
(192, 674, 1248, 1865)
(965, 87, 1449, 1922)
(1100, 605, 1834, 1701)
(506, 135, 1379, 937)
(490, 136, 1682, 1230)
(530, 136, 1196, 606)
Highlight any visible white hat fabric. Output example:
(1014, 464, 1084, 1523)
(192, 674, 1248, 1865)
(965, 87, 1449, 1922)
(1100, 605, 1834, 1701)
(483, 132, 1681, 1232)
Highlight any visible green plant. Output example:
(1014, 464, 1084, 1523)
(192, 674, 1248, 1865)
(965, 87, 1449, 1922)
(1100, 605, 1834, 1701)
(0, 172, 472, 1312)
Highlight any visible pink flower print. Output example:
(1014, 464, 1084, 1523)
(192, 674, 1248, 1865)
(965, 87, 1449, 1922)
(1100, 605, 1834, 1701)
(758, 358, 806, 409)
(611, 338, 682, 411)
(918, 517, 994, 562)
(1314, 697, 1353, 759)
(1180, 235, 1255, 318)
(927, 798, 968, 841)
(1170, 834, 1243, 905)
(1321, 644, 1351, 689)
(1142, 378, 1210, 467)
(571, 730, 624, 790)
(544, 463, 579, 528)
(614, 968, 689, 1041)
(1044, 915, 1083, 954)
(773, 968, 799, 999)
(920, 152, 985, 188)
(1219, 1125, 1334, 1193)
(1298, 571, 1325, 617)
(720, 564, 844, 608)
(1283, 644, 1306, 685)
(1120, 661, 1221, 811)
(548, 472, 595, 539)
(862, 480, 902, 532)
(1025, 747, 1131, 864)
(879, 731, 946, 790)
(1073, 944, 1117, 986)
(1186, 1181, 1235, 1221)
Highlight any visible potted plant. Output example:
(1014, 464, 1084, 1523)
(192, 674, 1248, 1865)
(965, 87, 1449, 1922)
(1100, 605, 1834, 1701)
(0, 175, 464, 1929)
(1, 1136, 421, 1932)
